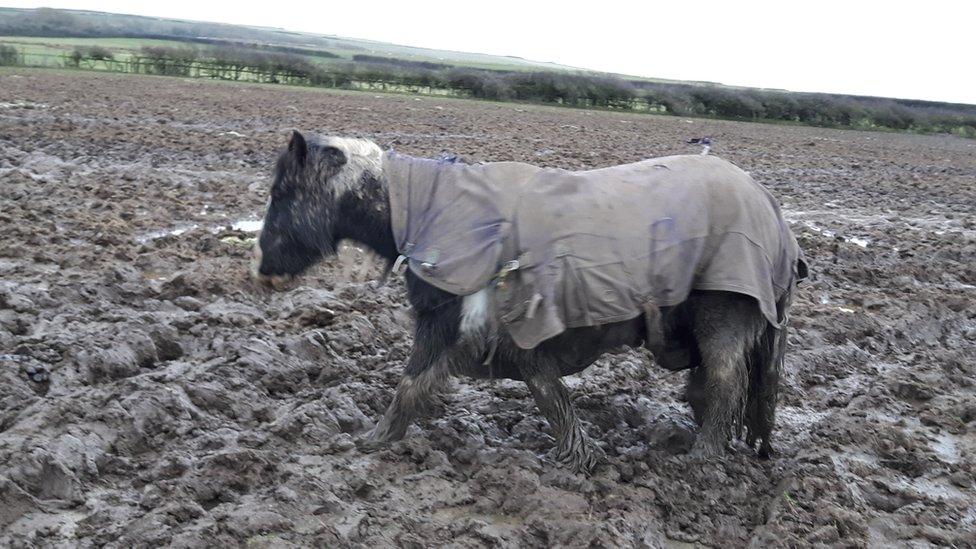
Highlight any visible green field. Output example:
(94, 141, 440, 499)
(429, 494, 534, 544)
(0, 36, 193, 65)
(0, 5, 581, 74)
(0, 35, 482, 97)
(0, 34, 568, 74)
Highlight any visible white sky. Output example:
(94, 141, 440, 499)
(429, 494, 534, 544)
(5, 1, 974, 104)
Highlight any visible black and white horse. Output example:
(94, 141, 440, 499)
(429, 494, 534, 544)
(252, 131, 793, 473)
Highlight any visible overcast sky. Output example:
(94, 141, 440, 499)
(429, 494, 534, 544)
(6, 1, 973, 104)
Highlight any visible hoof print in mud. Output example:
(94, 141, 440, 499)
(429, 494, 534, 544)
(3, 354, 50, 384)
(24, 363, 50, 383)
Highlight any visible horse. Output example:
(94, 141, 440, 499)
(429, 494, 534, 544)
(251, 131, 806, 473)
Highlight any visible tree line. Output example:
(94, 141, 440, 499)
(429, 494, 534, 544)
(127, 46, 976, 137)
(3, 37, 974, 137)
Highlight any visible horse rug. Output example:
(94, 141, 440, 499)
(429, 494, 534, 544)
(384, 152, 806, 350)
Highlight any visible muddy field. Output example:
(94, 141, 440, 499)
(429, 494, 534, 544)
(1, 69, 974, 547)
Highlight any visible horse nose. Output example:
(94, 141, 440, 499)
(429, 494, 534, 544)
(249, 242, 293, 289)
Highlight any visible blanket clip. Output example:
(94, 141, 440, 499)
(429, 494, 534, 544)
(494, 260, 520, 289)
(392, 254, 408, 273)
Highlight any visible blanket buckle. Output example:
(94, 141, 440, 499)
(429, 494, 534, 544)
(494, 259, 520, 289)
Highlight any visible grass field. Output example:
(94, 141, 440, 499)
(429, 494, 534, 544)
(0, 33, 569, 74)
(0, 36, 196, 65)
(0, 35, 567, 75)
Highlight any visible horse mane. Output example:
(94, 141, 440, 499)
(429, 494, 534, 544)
(309, 135, 385, 196)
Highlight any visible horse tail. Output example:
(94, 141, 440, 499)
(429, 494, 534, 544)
(744, 297, 790, 458)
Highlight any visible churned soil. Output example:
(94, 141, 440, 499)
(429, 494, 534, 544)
(1, 69, 974, 547)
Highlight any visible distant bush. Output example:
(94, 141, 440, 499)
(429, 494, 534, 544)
(353, 54, 450, 71)
(137, 45, 198, 76)
(206, 46, 320, 82)
(84, 45, 113, 60)
(170, 37, 340, 59)
(439, 69, 637, 106)
(687, 87, 763, 118)
(0, 44, 18, 65)
(67, 45, 114, 66)
(141, 45, 196, 62)
(619, 83, 976, 136)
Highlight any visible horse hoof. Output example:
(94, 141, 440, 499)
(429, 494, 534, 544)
(355, 431, 389, 453)
(689, 439, 725, 459)
(555, 440, 605, 475)
(356, 439, 387, 454)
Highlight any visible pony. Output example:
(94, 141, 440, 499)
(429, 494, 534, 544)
(251, 131, 805, 473)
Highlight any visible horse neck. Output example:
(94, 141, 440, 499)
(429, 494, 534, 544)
(333, 173, 398, 263)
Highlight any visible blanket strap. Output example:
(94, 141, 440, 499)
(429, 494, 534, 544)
(642, 301, 667, 356)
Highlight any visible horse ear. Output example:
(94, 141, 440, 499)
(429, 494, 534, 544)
(288, 130, 307, 165)
(321, 146, 347, 168)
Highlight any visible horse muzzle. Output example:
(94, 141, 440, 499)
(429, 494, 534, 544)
(250, 242, 294, 290)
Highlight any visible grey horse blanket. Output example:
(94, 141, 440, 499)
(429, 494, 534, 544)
(384, 152, 806, 349)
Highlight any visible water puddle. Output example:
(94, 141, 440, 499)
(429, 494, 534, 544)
(231, 219, 263, 232)
(136, 224, 200, 243)
(929, 432, 962, 464)
(0, 100, 48, 109)
(136, 218, 263, 243)
(778, 406, 830, 433)
(787, 217, 872, 248)
(784, 207, 975, 242)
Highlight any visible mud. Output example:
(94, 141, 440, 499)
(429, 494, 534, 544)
(1, 70, 974, 547)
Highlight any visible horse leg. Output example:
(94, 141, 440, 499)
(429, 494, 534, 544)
(365, 356, 450, 446)
(745, 319, 786, 459)
(688, 292, 765, 457)
(518, 356, 604, 473)
(362, 294, 465, 448)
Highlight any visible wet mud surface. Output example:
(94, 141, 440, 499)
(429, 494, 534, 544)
(1, 70, 974, 547)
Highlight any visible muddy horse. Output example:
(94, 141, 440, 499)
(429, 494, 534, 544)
(252, 132, 806, 473)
